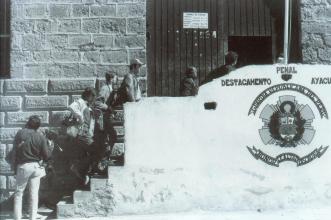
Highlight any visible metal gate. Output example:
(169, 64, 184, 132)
(147, 0, 274, 96)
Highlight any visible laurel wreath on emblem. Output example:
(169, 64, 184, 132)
(259, 95, 316, 148)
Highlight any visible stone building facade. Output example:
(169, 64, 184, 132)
(301, 0, 331, 64)
(0, 0, 331, 204)
(0, 0, 146, 202)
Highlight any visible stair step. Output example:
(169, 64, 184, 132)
(90, 177, 109, 191)
(114, 126, 125, 136)
(73, 190, 93, 203)
(116, 136, 125, 143)
(56, 199, 75, 219)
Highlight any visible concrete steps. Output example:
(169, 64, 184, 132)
(56, 196, 75, 219)
(56, 176, 114, 218)
(56, 108, 124, 218)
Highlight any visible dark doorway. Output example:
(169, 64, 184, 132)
(146, 0, 302, 96)
(147, 0, 274, 97)
(228, 36, 273, 67)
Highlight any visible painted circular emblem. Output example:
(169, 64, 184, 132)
(259, 95, 315, 148)
(247, 83, 329, 167)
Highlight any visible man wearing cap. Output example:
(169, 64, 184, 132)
(116, 58, 144, 104)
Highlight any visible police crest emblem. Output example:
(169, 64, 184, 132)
(247, 83, 329, 167)
(259, 96, 315, 148)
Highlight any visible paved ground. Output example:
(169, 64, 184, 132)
(1, 207, 329, 219)
(84, 208, 330, 220)
(0, 206, 55, 220)
(85, 209, 330, 220)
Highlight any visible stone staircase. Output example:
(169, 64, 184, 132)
(57, 177, 114, 218)
(56, 107, 124, 219)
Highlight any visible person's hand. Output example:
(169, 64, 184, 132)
(72, 113, 84, 125)
(95, 101, 108, 111)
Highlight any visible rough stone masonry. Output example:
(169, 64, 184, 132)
(301, 0, 331, 64)
(0, 0, 146, 202)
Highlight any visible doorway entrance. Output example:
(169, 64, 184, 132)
(228, 36, 273, 67)
(147, 0, 274, 96)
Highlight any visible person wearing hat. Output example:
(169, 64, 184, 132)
(113, 58, 144, 105)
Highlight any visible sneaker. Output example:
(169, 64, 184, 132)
(24, 213, 44, 219)
(83, 175, 90, 185)
(36, 213, 44, 219)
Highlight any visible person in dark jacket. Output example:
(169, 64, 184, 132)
(202, 51, 239, 85)
(180, 66, 199, 96)
(12, 115, 53, 220)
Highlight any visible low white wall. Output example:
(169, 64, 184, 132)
(109, 65, 331, 215)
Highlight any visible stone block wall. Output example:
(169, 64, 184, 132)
(0, 0, 146, 202)
(10, 0, 147, 79)
(301, 0, 331, 64)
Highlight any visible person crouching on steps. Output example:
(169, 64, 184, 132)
(69, 87, 102, 185)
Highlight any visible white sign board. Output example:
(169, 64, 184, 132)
(183, 12, 208, 29)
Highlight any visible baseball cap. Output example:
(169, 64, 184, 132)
(130, 58, 144, 66)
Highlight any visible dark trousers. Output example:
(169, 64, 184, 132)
(104, 111, 118, 152)
(74, 137, 104, 176)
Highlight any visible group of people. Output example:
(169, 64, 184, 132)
(7, 51, 239, 219)
(8, 58, 144, 220)
(64, 58, 146, 184)
(180, 51, 239, 96)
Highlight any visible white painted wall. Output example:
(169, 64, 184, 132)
(109, 65, 331, 215)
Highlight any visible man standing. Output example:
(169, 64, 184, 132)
(99, 72, 116, 105)
(115, 58, 144, 105)
(95, 73, 118, 160)
(12, 115, 53, 220)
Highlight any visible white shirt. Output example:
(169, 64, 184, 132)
(99, 84, 113, 103)
(69, 98, 95, 138)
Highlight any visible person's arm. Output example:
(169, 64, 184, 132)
(13, 130, 21, 150)
(123, 74, 135, 102)
(9, 130, 21, 172)
(40, 134, 53, 161)
(94, 98, 108, 111)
